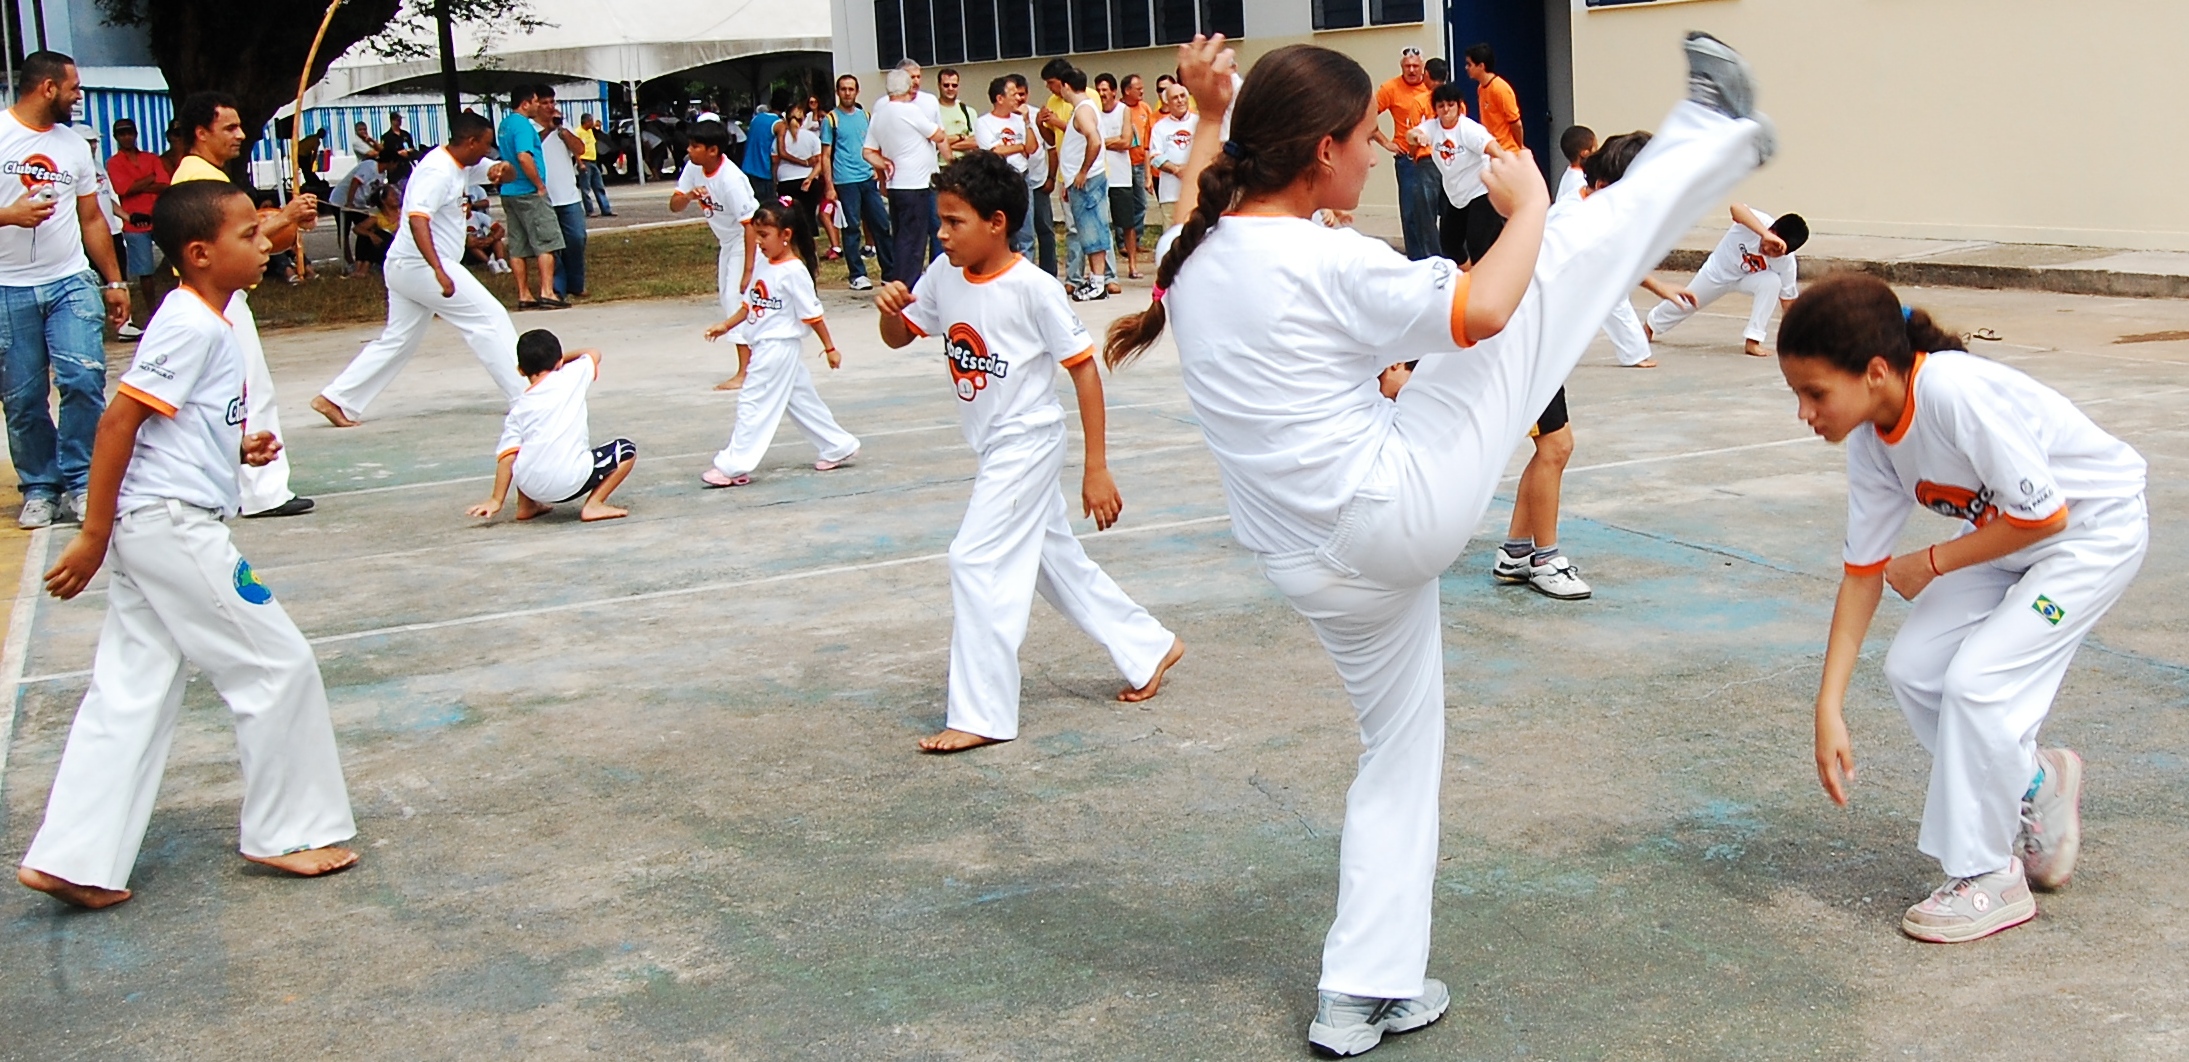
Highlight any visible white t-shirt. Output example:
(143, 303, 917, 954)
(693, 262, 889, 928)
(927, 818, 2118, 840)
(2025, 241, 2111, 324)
(1054, 99, 1099, 187)
(1159, 216, 1471, 555)
(115, 287, 246, 517)
(466, 202, 495, 238)
(334, 157, 381, 210)
(496, 355, 599, 503)
(1416, 115, 1495, 208)
(93, 168, 122, 235)
(675, 158, 760, 248)
(869, 97, 941, 191)
(1149, 113, 1198, 203)
(900, 253, 1095, 454)
(0, 110, 98, 287)
(537, 121, 582, 207)
(777, 115, 820, 181)
(1098, 100, 1131, 185)
(1841, 350, 2147, 574)
(1556, 165, 1585, 204)
(913, 91, 944, 129)
(740, 252, 824, 345)
(391, 147, 495, 267)
(974, 110, 1035, 175)
(1699, 211, 1800, 298)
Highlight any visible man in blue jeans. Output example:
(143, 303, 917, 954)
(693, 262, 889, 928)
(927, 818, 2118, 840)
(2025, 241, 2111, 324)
(742, 93, 784, 203)
(0, 51, 131, 528)
(820, 73, 891, 292)
(538, 88, 590, 298)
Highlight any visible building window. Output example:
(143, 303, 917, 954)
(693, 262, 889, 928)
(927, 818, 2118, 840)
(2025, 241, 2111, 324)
(877, 0, 1242, 65)
(1071, 0, 1109, 51)
(1314, 0, 1421, 29)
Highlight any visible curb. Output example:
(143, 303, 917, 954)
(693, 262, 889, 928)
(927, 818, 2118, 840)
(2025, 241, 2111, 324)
(1658, 249, 2189, 301)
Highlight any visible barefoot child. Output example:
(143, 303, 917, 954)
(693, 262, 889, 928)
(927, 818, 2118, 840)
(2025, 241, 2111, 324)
(1781, 273, 2147, 944)
(669, 120, 760, 390)
(1645, 201, 1805, 356)
(18, 181, 359, 910)
(468, 329, 635, 523)
(1573, 131, 1686, 369)
(700, 201, 859, 487)
(875, 151, 1183, 753)
(1111, 33, 1771, 1055)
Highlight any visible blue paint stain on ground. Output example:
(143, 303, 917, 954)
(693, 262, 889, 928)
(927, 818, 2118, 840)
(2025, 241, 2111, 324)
(376, 701, 469, 732)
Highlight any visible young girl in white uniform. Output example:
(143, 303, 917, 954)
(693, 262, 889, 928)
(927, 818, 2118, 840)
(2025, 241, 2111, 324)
(876, 151, 1183, 752)
(700, 202, 859, 486)
(1779, 273, 2147, 944)
(1107, 34, 1773, 1056)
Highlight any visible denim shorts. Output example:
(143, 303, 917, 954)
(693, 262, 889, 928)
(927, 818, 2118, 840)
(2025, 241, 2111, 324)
(120, 232, 156, 278)
(1067, 175, 1111, 258)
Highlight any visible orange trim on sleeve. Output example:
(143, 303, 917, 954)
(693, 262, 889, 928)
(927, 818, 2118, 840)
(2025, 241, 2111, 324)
(1060, 345, 1095, 368)
(800, 315, 825, 325)
(1844, 558, 1889, 577)
(1448, 271, 1475, 348)
(497, 447, 520, 459)
(116, 381, 178, 417)
(2002, 505, 2069, 533)
(1878, 351, 1926, 445)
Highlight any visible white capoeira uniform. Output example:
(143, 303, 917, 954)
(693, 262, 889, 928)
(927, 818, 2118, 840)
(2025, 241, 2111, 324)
(674, 157, 760, 317)
(21, 289, 354, 890)
(320, 146, 526, 421)
(1555, 173, 1654, 367)
(1646, 209, 1798, 345)
(1843, 350, 2147, 879)
(710, 252, 858, 477)
(227, 292, 302, 512)
(1161, 100, 1766, 999)
(899, 253, 1176, 740)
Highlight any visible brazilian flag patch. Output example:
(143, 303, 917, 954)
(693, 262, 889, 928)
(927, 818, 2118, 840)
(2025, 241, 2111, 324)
(233, 559, 274, 605)
(2032, 595, 2065, 627)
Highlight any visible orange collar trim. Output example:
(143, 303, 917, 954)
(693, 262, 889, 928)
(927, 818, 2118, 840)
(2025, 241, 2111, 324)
(1879, 351, 1926, 445)
(966, 255, 1022, 283)
(767, 252, 797, 264)
(181, 284, 231, 325)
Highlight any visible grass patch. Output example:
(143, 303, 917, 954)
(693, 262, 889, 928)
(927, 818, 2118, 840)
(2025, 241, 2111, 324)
(243, 222, 857, 332)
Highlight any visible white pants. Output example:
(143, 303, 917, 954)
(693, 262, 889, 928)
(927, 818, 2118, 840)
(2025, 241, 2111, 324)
(1646, 267, 1780, 344)
(716, 242, 745, 318)
(21, 502, 355, 890)
(1259, 101, 1764, 999)
(710, 337, 859, 477)
(945, 428, 1176, 740)
(320, 259, 526, 421)
(1603, 296, 1654, 366)
(228, 293, 295, 512)
(1882, 497, 2147, 879)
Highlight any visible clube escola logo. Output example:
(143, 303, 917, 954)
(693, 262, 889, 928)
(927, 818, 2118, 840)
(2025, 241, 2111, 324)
(6, 153, 69, 199)
(945, 322, 1008, 402)
(746, 278, 782, 318)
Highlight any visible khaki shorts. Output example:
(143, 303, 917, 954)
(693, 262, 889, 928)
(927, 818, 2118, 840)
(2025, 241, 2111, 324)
(502, 192, 565, 258)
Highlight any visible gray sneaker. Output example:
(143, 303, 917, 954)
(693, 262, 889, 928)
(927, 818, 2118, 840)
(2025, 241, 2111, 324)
(17, 495, 55, 529)
(1308, 978, 1450, 1056)
(1684, 32, 1775, 163)
(58, 491, 87, 525)
(1901, 858, 2036, 943)
(2020, 747, 2084, 890)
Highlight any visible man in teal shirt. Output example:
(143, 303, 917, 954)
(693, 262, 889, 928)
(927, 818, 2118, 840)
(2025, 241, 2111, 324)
(496, 85, 566, 309)
(819, 73, 891, 291)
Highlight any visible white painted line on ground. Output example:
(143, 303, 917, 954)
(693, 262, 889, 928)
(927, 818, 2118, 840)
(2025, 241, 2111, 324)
(0, 528, 51, 789)
(1502, 435, 1819, 482)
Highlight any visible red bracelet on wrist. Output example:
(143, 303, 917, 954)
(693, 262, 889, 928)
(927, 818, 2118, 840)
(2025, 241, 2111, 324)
(1927, 545, 1943, 576)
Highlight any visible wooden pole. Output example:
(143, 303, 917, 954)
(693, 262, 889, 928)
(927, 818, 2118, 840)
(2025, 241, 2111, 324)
(291, 0, 346, 195)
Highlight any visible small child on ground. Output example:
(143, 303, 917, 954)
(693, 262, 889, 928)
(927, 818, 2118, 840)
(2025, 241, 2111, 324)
(876, 150, 1183, 752)
(700, 201, 859, 486)
(18, 181, 358, 910)
(670, 120, 761, 390)
(1647, 202, 1806, 356)
(468, 329, 635, 523)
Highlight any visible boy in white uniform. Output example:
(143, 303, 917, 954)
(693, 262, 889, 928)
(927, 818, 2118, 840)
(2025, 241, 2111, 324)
(877, 151, 1182, 751)
(699, 201, 859, 486)
(312, 112, 526, 426)
(468, 329, 635, 524)
(1645, 202, 1806, 357)
(19, 181, 358, 910)
(671, 120, 761, 391)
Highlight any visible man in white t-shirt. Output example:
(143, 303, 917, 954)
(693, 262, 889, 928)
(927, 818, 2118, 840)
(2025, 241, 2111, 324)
(1147, 84, 1198, 225)
(1646, 203, 1807, 356)
(865, 66, 947, 286)
(536, 88, 590, 299)
(974, 74, 1044, 257)
(0, 51, 131, 529)
(312, 114, 526, 426)
(1095, 73, 1138, 283)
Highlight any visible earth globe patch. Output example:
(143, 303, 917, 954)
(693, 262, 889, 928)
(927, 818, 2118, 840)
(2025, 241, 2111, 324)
(233, 559, 274, 605)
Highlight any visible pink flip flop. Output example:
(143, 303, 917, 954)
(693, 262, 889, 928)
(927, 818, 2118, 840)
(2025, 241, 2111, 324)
(814, 451, 857, 472)
(700, 469, 751, 488)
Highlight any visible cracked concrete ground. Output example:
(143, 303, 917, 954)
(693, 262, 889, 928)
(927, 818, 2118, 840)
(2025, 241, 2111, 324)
(2, 272, 2186, 1060)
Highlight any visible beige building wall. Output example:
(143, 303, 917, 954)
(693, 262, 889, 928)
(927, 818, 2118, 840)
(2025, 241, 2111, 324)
(1568, 0, 2189, 250)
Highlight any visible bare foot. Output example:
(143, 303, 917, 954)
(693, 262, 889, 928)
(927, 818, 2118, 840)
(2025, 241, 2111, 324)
(1118, 637, 1186, 703)
(18, 866, 131, 909)
(1743, 341, 1769, 357)
(579, 502, 628, 522)
(242, 846, 359, 877)
(515, 497, 554, 520)
(1629, 359, 1658, 368)
(310, 395, 359, 428)
(919, 728, 1007, 753)
(714, 375, 746, 391)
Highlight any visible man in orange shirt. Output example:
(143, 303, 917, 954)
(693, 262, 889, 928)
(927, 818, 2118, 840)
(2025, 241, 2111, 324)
(1370, 46, 1440, 260)
(1465, 43, 1525, 152)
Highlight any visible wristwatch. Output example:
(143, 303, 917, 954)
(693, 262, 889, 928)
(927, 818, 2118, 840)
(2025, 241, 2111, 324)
(103, 281, 129, 291)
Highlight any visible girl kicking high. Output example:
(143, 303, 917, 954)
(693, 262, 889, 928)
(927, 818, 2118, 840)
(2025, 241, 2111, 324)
(1780, 273, 2147, 943)
(1107, 32, 1774, 1057)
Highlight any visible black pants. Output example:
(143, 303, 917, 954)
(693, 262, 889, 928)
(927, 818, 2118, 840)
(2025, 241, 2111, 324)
(1463, 195, 1506, 265)
(887, 187, 937, 286)
(1438, 198, 1471, 264)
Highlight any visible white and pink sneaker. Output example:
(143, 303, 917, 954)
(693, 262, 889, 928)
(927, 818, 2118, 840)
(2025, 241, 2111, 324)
(1902, 857, 2037, 943)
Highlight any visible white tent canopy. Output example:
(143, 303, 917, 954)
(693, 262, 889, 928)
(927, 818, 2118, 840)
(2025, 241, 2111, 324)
(315, 0, 830, 104)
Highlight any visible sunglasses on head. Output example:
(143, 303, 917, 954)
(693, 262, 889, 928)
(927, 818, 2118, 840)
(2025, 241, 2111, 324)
(1400, 47, 1423, 57)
